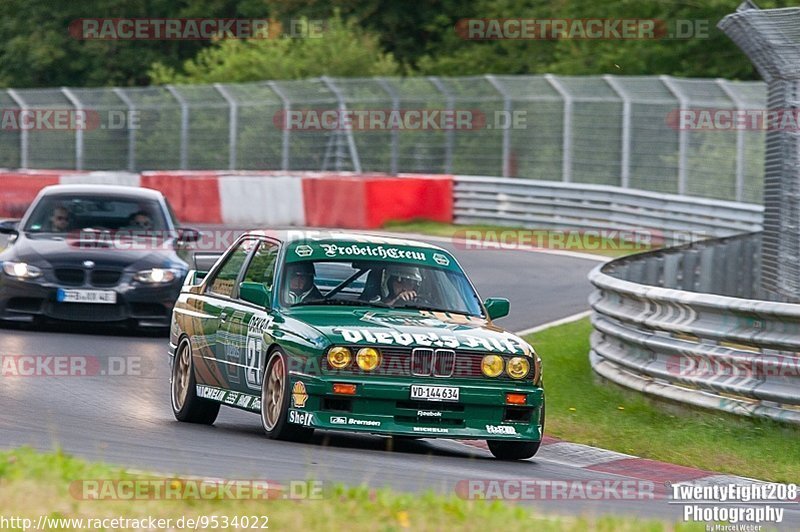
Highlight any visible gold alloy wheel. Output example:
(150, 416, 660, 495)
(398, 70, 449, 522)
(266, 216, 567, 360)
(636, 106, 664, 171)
(262, 354, 285, 431)
(172, 340, 191, 411)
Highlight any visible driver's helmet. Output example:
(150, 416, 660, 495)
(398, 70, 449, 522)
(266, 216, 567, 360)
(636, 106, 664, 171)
(285, 261, 316, 303)
(381, 264, 422, 298)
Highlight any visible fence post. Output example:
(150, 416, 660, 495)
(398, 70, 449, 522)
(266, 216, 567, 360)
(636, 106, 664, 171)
(6, 89, 28, 169)
(60, 88, 83, 171)
(717, 79, 746, 202)
(428, 77, 454, 174)
(485, 75, 512, 177)
(214, 83, 238, 170)
(604, 75, 631, 188)
(112, 88, 137, 172)
(166, 85, 189, 170)
(377, 78, 399, 176)
(321, 76, 362, 173)
(544, 74, 573, 183)
(267, 81, 291, 171)
(660, 76, 689, 195)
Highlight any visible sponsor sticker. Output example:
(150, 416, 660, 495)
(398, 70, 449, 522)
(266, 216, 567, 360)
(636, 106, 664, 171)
(319, 243, 427, 262)
(486, 425, 518, 435)
(328, 416, 380, 427)
(338, 327, 528, 355)
(412, 427, 449, 434)
(288, 410, 313, 427)
(196, 385, 226, 401)
(330, 416, 347, 425)
(433, 253, 451, 266)
(291, 381, 309, 408)
(294, 244, 313, 257)
(417, 410, 442, 418)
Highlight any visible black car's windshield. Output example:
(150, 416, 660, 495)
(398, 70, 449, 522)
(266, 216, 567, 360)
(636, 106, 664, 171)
(281, 259, 483, 317)
(23, 195, 168, 234)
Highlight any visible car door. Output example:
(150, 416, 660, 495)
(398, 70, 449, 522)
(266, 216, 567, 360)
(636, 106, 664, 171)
(216, 238, 280, 397)
(192, 237, 257, 389)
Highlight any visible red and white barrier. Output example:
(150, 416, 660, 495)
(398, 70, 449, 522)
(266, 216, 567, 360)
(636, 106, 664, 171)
(0, 170, 453, 228)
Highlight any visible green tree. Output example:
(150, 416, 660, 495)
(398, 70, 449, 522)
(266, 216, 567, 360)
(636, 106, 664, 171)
(149, 15, 401, 83)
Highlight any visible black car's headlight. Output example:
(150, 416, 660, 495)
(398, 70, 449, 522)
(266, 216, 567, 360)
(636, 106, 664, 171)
(2, 261, 43, 280)
(133, 268, 178, 284)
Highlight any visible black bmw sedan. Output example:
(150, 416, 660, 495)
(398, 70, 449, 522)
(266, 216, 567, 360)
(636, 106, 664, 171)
(0, 184, 201, 330)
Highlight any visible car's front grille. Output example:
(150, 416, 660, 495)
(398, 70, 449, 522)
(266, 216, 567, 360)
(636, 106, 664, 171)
(54, 268, 85, 286)
(324, 347, 519, 379)
(90, 269, 122, 287)
(411, 348, 455, 377)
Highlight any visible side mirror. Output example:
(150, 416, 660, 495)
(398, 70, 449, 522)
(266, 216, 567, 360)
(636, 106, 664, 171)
(0, 219, 20, 235)
(239, 281, 271, 308)
(177, 227, 201, 243)
(484, 297, 510, 320)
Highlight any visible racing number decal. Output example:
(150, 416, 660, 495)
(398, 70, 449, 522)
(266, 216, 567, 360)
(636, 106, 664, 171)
(245, 334, 263, 390)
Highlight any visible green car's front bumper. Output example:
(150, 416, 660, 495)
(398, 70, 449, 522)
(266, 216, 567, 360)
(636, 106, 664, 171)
(288, 372, 544, 441)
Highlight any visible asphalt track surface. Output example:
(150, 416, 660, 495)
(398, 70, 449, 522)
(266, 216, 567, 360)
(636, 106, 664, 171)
(1, 232, 797, 526)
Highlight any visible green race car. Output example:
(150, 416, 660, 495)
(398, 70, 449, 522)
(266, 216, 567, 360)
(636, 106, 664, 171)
(168, 231, 544, 460)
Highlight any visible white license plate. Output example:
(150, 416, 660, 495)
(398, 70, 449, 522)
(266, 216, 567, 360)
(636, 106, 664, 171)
(57, 288, 117, 304)
(410, 385, 460, 402)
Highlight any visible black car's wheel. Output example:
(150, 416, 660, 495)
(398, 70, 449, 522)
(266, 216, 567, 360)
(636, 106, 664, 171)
(171, 337, 219, 424)
(261, 348, 313, 442)
(488, 400, 545, 461)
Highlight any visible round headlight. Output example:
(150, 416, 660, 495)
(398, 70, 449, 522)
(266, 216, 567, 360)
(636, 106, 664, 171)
(356, 347, 381, 371)
(134, 268, 177, 284)
(507, 357, 530, 379)
(327, 347, 352, 369)
(481, 355, 504, 378)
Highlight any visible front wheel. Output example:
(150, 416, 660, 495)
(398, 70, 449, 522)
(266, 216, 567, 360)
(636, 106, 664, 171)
(488, 400, 545, 461)
(171, 337, 219, 424)
(260, 348, 313, 442)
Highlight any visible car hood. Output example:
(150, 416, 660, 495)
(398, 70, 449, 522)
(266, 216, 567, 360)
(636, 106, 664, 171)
(283, 307, 534, 357)
(4, 233, 182, 270)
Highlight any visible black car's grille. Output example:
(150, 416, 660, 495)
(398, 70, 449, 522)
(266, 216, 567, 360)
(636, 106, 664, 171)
(54, 268, 85, 286)
(46, 302, 126, 322)
(90, 270, 122, 287)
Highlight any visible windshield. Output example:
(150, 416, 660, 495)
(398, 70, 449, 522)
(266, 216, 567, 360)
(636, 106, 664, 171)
(23, 195, 168, 234)
(280, 259, 483, 317)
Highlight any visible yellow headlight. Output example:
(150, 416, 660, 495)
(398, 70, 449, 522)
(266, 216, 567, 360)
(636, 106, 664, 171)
(481, 355, 504, 377)
(327, 347, 352, 369)
(507, 357, 530, 379)
(356, 347, 381, 371)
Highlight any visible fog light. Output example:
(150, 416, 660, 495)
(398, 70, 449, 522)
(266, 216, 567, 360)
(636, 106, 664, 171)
(507, 357, 530, 379)
(506, 393, 527, 405)
(356, 347, 381, 371)
(481, 355, 504, 377)
(327, 347, 352, 369)
(333, 383, 357, 395)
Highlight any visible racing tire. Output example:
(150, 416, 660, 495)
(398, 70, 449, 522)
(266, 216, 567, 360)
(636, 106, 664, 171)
(488, 400, 545, 461)
(171, 337, 220, 424)
(260, 348, 314, 443)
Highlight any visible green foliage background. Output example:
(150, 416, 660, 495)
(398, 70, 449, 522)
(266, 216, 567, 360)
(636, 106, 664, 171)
(0, 0, 795, 88)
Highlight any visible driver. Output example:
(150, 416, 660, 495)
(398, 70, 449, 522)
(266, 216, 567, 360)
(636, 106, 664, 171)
(285, 261, 322, 304)
(380, 265, 423, 306)
(126, 211, 153, 231)
(48, 206, 70, 232)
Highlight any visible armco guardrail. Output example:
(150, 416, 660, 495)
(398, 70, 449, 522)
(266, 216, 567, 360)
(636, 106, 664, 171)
(454, 175, 763, 243)
(589, 232, 800, 424)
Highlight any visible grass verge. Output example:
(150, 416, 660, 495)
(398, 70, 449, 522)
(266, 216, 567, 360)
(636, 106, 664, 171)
(529, 318, 800, 483)
(382, 220, 657, 258)
(0, 447, 698, 531)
